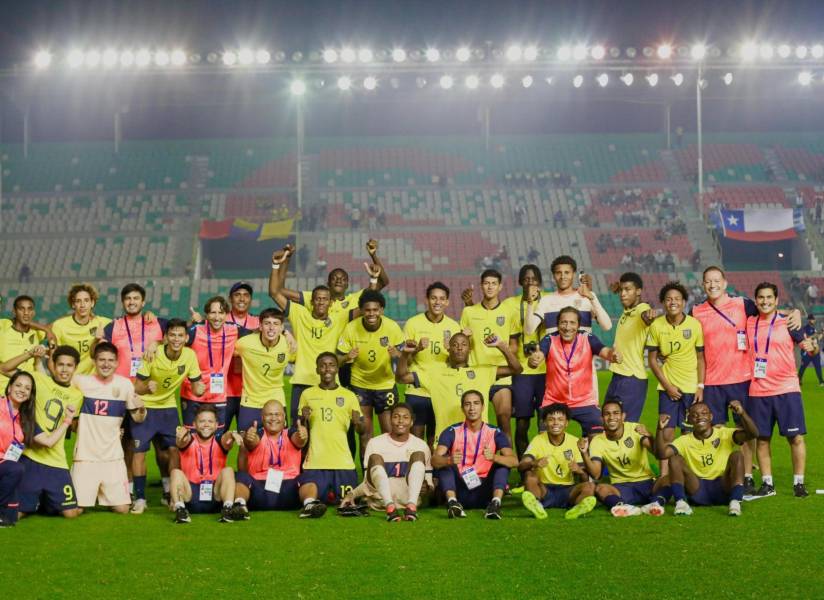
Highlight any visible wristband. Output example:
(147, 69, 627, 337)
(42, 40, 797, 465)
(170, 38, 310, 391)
(369, 277, 378, 284)
(272, 264, 281, 270)
(697, 383, 705, 389)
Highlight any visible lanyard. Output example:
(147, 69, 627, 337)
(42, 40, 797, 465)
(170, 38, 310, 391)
(230, 312, 248, 329)
(560, 335, 579, 374)
(708, 301, 738, 329)
(196, 438, 215, 478)
(6, 398, 20, 444)
(267, 431, 284, 467)
(754, 312, 778, 356)
(206, 325, 226, 372)
(461, 423, 485, 468)
(124, 315, 146, 355)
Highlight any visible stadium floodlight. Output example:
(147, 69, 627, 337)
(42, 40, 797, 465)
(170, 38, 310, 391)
(101, 48, 118, 68)
(170, 49, 187, 66)
(591, 45, 606, 60)
(795, 45, 808, 59)
(363, 76, 377, 90)
(222, 50, 238, 66)
(119, 50, 134, 67)
(740, 41, 758, 61)
(439, 74, 454, 89)
(572, 44, 587, 61)
(723, 72, 734, 85)
(759, 44, 774, 60)
(521, 75, 534, 88)
(238, 48, 254, 65)
(506, 45, 523, 61)
(596, 73, 609, 87)
(523, 45, 538, 61)
(392, 48, 407, 62)
(33, 50, 52, 69)
(657, 44, 673, 59)
(425, 47, 441, 62)
(358, 48, 373, 63)
(544, 76, 553, 85)
(573, 74, 584, 88)
(646, 73, 659, 87)
(626, 47, 637, 58)
(490, 73, 505, 88)
(154, 49, 170, 67)
(135, 48, 151, 68)
(812, 44, 824, 59)
(290, 80, 306, 96)
(255, 49, 271, 64)
(340, 47, 356, 63)
(557, 45, 572, 61)
(620, 72, 634, 86)
(671, 72, 684, 86)
(415, 76, 427, 88)
(777, 44, 792, 58)
(84, 49, 101, 68)
(798, 71, 813, 85)
(455, 46, 471, 62)
(322, 48, 338, 63)
(464, 74, 479, 89)
(691, 44, 707, 60)
(67, 49, 84, 68)
(337, 76, 352, 90)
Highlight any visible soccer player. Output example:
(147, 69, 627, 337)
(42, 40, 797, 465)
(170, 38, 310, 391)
(337, 290, 404, 449)
(297, 353, 366, 518)
(169, 405, 243, 523)
(269, 247, 355, 423)
(225, 281, 261, 431)
(401, 281, 461, 447)
(396, 332, 522, 441)
(0, 372, 37, 527)
(584, 399, 670, 517)
(605, 273, 656, 422)
(432, 390, 516, 519)
(50, 283, 112, 375)
(692, 266, 801, 492)
(656, 401, 758, 516)
(646, 282, 705, 475)
(181, 296, 252, 435)
(71, 342, 147, 513)
(340, 403, 432, 522)
(746, 283, 816, 498)
(527, 306, 621, 437)
(0, 296, 47, 390)
(132, 318, 204, 513)
(233, 400, 308, 517)
(459, 269, 519, 441)
(518, 403, 597, 520)
(233, 308, 296, 431)
(797, 315, 823, 385)
(1, 345, 83, 518)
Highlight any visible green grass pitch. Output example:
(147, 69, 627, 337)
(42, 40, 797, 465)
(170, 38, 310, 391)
(3, 374, 823, 599)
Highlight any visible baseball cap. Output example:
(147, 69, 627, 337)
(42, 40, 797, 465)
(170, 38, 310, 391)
(230, 281, 253, 296)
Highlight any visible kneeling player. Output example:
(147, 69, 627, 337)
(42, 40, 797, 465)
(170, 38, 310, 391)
(656, 401, 757, 516)
(583, 399, 669, 517)
(233, 400, 307, 517)
(340, 403, 432, 522)
(169, 405, 243, 523)
(431, 390, 517, 520)
(519, 403, 596, 520)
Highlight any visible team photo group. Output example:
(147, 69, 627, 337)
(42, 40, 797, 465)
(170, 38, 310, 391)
(0, 239, 817, 527)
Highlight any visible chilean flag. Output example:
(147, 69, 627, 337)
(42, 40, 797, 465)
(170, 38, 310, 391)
(716, 208, 804, 242)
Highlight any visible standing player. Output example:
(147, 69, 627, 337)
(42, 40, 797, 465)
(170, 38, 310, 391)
(337, 290, 404, 450)
(50, 283, 112, 375)
(646, 282, 705, 475)
(396, 332, 522, 441)
(431, 390, 517, 519)
(1, 346, 83, 518)
(797, 315, 823, 385)
(0, 296, 47, 390)
(402, 281, 460, 447)
(71, 342, 147, 513)
(656, 401, 758, 516)
(0, 372, 37, 527)
(132, 318, 204, 513)
(692, 266, 801, 492)
(233, 400, 308, 517)
(584, 399, 670, 517)
(169, 405, 243, 523)
(225, 281, 261, 431)
(460, 269, 519, 441)
(527, 307, 621, 437)
(605, 273, 656, 422)
(233, 308, 296, 431)
(518, 403, 597, 520)
(746, 283, 816, 498)
(297, 353, 366, 517)
(340, 403, 432, 522)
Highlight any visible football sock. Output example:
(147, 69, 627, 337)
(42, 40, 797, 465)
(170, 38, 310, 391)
(134, 476, 147, 500)
(406, 461, 425, 505)
(794, 474, 805, 485)
(762, 475, 773, 486)
(730, 485, 744, 502)
(370, 465, 394, 507)
(162, 477, 170, 494)
(603, 494, 621, 509)
(671, 483, 686, 502)
(303, 497, 316, 506)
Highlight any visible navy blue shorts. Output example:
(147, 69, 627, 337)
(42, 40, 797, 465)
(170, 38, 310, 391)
(512, 374, 545, 419)
(614, 479, 656, 505)
(437, 464, 510, 509)
(131, 407, 179, 452)
(186, 482, 221, 514)
(746, 392, 807, 438)
(298, 469, 358, 504)
(237, 472, 301, 510)
(703, 381, 749, 425)
(541, 484, 573, 509)
(569, 405, 604, 436)
(237, 405, 264, 432)
(488, 384, 511, 402)
(225, 396, 241, 430)
(658, 391, 695, 431)
(181, 399, 227, 434)
(689, 477, 729, 506)
(404, 394, 434, 429)
(352, 386, 398, 415)
(18, 456, 78, 514)
(290, 384, 312, 424)
(605, 374, 648, 423)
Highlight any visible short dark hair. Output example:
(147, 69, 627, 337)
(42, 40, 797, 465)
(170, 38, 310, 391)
(311, 285, 331, 300)
(389, 403, 415, 419)
(601, 398, 624, 413)
(316, 351, 338, 365)
(754, 282, 778, 299)
(359, 289, 385, 309)
(52, 345, 80, 366)
(619, 272, 644, 289)
(551, 255, 577, 273)
(92, 341, 118, 359)
(195, 404, 219, 419)
(327, 268, 348, 282)
(426, 281, 450, 298)
(557, 306, 581, 324)
(480, 269, 502, 284)
(166, 318, 188, 333)
(259, 308, 286, 323)
(702, 265, 726, 280)
(540, 403, 570, 421)
(13, 295, 35, 309)
(461, 389, 485, 406)
(659, 281, 689, 304)
(203, 295, 229, 314)
(518, 264, 543, 287)
(120, 283, 146, 301)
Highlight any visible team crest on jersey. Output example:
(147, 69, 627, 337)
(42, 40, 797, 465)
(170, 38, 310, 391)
(89, 327, 98, 336)
(277, 353, 286, 363)
(682, 329, 692, 340)
(574, 298, 583, 308)
(624, 437, 634, 448)
(466, 370, 476, 379)
(564, 449, 574, 461)
(324, 318, 332, 327)
(444, 330, 452, 340)
(177, 366, 185, 375)
(712, 438, 720, 448)
(380, 336, 389, 347)
(341, 301, 350, 308)
(336, 396, 345, 407)
(496, 316, 505, 326)
(112, 387, 121, 399)
(28, 334, 36, 344)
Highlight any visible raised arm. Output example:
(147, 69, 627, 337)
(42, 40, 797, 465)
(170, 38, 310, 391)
(268, 246, 302, 309)
(366, 239, 390, 290)
(33, 405, 77, 448)
(729, 401, 758, 444)
(0, 346, 46, 377)
(394, 341, 418, 385)
(491, 335, 523, 378)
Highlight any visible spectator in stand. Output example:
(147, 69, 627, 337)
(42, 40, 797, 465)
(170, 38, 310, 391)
(527, 247, 540, 263)
(514, 202, 526, 227)
(377, 209, 386, 228)
(367, 206, 378, 231)
(18, 264, 31, 283)
(553, 210, 566, 228)
(808, 282, 819, 306)
(350, 206, 362, 230)
(691, 249, 702, 271)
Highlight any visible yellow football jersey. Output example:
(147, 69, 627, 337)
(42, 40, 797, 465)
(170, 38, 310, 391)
(610, 302, 651, 379)
(337, 316, 404, 390)
(671, 426, 738, 480)
(401, 313, 461, 398)
(298, 386, 362, 470)
(503, 293, 547, 376)
(524, 432, 583, 486)
(301, 289, 362, 316)
(415, 365, 497, 440)
(51, 314, 112, 375)
(285, 300, 350, 387)
(0, 325, 46, 389)
(588, 422, 655, 483)
(136, 345, 201, 409)
(24, 372, 83, 469)
(645, 315, 704, 393)
(235, 334, 292, 408)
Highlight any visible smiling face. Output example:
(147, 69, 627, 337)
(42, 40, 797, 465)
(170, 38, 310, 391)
(260, 316, 284, 343)
(13, 299, 35, 327)
(663, 288, 685, 318)
(206, 301, 227, 331)
(6, 373, 34, 407)
(557, 310, 579, 342)
(687, 402, 714, 436)
(311, 289, 331, 319)
(194, 410, 218, 439)
(553, 264, 576, 293)
(261, 401, 286, 435)
(361, 301, 383, 329)
(166, 326, 187, 352)
(426, 288, 449, 318)
(316, 355, 339, 385)
(121, 291, 145, 316)
(53, 353, 78, 385)
(390, 406, 413, 437)
(543, 410, 569, 437)
(702, 268, 727, 302)
(327, 269, 349, 296)
(601, 402, 625, 434)
(461, 393, 485, 422)
(755, 287, 778, 316)
(94, 350, 118, 380)
(230, 289, 252, 315)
